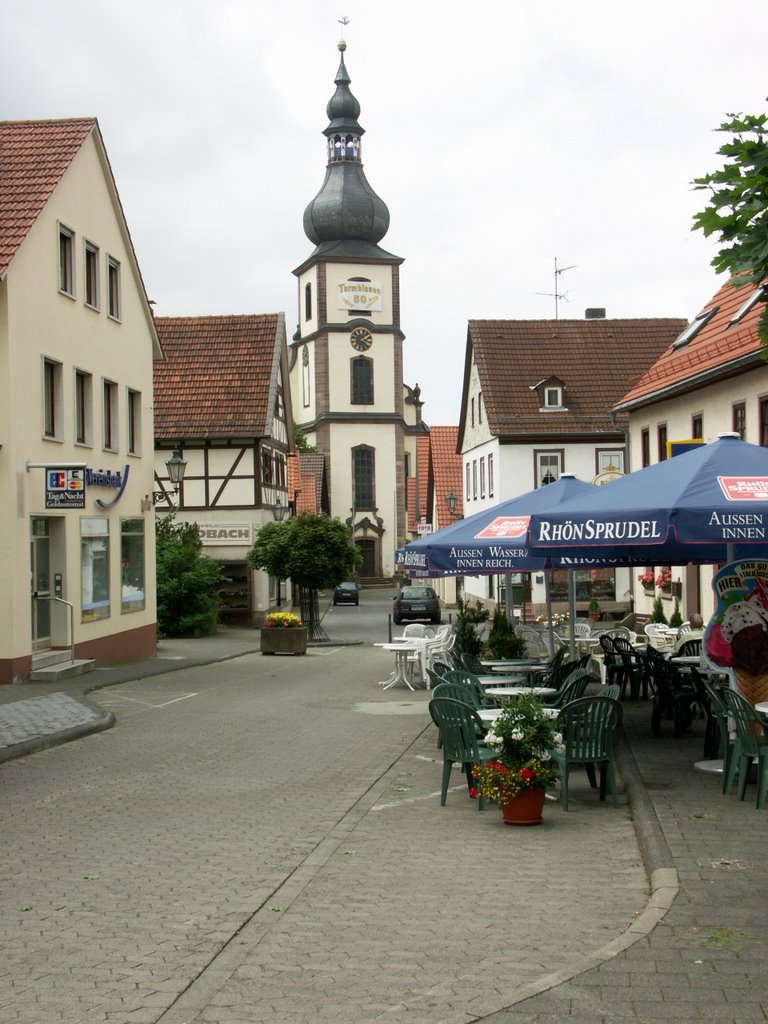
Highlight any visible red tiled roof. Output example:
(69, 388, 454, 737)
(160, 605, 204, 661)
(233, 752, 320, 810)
(466, 318, 687, 438)
(0, 118, 95, 277)
(154, 314, 282, 439)
(429, 425, 462, 522)
(616, 278, 766, 407)
(407, 436, 431, 532)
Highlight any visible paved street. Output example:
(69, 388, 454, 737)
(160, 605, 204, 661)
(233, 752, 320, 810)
(1, 593, 767, 1023)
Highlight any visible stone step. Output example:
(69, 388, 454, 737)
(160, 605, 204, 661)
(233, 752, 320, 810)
(29, 659, 96, 682)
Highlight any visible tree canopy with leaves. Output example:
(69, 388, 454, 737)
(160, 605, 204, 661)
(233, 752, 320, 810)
(248, 512, 360, 638)
(692, 108, 768, 345)
(155, 514, 225, 637)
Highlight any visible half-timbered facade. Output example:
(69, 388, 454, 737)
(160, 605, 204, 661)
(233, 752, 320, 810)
(154, 313, 294, 621)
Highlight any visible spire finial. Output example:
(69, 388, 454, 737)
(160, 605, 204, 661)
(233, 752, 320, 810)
(338, 15, 349, 50)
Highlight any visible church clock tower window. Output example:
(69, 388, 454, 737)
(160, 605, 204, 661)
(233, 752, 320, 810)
(351, 355, 373, 405)
(352, 446, 375, 509)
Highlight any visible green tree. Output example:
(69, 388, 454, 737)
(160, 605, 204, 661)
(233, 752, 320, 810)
(293, 423, 318, 453)
(453, 596, 489, 658)
(248, 512, 359, 639)
(649, 596, 668, 625)
(484, 610, 526, 660)
(155, 514, 225, 637)
(692, 108, 768, 346)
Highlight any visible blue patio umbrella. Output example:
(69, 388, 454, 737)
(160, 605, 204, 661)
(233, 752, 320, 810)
(527, 434, 768, 564)
(396, 474, 598, 574)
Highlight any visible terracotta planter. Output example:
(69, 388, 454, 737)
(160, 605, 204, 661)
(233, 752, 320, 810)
(500, 788, 546, 826)
(260, 626, 308, 655)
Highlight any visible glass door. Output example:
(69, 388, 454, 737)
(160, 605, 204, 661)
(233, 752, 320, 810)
(30, 518, 51, 652)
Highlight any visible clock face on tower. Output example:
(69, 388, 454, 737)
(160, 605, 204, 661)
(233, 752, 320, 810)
(350, 327, 373, 352)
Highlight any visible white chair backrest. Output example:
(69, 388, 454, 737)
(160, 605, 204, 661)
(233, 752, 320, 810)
(572, 621, 592, 638)
(402, 624, 427, 637)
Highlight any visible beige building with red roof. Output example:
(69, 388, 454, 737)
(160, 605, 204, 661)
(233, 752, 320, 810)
(614, 277, 768, 620)
(0, 118, 161, 682)
(458, 313, 686, 617)
(153, 314, 293, 620)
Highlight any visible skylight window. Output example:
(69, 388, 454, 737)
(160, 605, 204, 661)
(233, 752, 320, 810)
(672, 307, 718, 349)
(728, 286, 766, 326)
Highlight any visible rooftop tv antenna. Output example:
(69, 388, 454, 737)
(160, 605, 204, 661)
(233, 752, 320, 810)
(537, 257, 576, 320)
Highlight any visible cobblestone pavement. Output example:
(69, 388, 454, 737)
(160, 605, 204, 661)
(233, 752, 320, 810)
(1, 638, 767, 1023)
(1, 643, 648, 1024)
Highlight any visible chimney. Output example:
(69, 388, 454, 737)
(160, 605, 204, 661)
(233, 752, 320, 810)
(585, 308, 606, 320)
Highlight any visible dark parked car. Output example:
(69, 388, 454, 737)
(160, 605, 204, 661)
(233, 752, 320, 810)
(333, 581, 360, 606)
(393, 586, 441, 625)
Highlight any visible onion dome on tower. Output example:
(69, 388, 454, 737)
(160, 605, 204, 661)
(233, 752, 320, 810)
(302, 40, 397, 261)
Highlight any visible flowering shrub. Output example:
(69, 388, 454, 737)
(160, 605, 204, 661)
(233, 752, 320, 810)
(472, 693, 562, 804)
(263, 612, 302, 628)
(637, 570, 655, 588)
(655, 568, 672, 589)
(537, 612, 568, 625)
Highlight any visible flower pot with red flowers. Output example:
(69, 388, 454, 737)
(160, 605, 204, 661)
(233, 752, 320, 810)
(472, 693, 562, 826)
(655, 568, 672, 594)
(260, 612, 308, 655)
(637, 569, 655, 595)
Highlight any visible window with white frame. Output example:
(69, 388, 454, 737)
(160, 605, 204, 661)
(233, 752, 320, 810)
(535, 450, 562, 486)
(75, 369, 93, 445)
(127, 388, 141, 455)
(58, 224, 75, 296)
(84, 240, 99, 309)
(472, 459, 478, 499)
(465, 462, 471, 501)
(543, 385, 563, 409)
(81, 517, 110, 622)
(43, 358, 63, 438)
(488, 453, 494, 496)
(597, 450, 624, 475)
(480, 456, 486, 497)
(107, 256, 121, 320)
(103, 379, 118, 450)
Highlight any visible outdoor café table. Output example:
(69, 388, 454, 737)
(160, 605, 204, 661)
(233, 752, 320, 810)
(374, 642, 424, 691)
(481, 659, 540, 672)
(484, 685, 557, 699)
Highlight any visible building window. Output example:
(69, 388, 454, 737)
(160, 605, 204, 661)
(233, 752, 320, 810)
(465, 462, 471, 501)
(641, 428, 650, 467)
(488, 453, 494, 497)
(480, 457, 486, 498)
(107, 257, 121, 320)
(301, 345, 310, 408)
(84, 241, 99, 309)
(761, 400, 768, 447)
(691, 414, 703, 440)
(81, 517, 110, 622)
(103, 379, 118, 450)
(478, 392, 483, 424)
(353, 446, 375, 509)
(733, 403, 746, 440)
(305, 282, 312, 321)
(471, 397, 475, 427)
(43, 358, 63, 438)
(672, 307, 718, 349)
(127, 388, 141, 455)
(729, 286, 765, 325)
(535, 450, 562, 486)
(351, 356, 374, 404)
(261, 447, 273, 484)
(597, 450, 624, 475)
(120, 518, 145, 613)
(58, 224, 74, 296)
(543, 386, 563, 409)
(472, 460, 478, 499)
(658, 424, 668, 461)
(75, 370, 92, 445)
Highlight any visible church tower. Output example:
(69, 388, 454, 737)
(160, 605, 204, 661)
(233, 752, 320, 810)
(290, 39, 406, 578)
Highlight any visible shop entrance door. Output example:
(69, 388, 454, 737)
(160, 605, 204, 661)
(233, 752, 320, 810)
(30, 518, 52, 653)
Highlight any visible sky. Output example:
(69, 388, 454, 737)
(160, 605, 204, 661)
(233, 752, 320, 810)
(2, 1, 766, 425)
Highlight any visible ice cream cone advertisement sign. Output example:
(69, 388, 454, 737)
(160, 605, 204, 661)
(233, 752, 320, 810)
(705, 560, 768, 705)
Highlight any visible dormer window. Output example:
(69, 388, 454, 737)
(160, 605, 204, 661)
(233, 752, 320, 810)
(544, 386, 563, 409)
(530, 377, 567, 411)
(672, 307, 718, 349)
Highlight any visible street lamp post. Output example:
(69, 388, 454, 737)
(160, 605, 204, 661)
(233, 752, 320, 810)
(445, 490, 463, 520)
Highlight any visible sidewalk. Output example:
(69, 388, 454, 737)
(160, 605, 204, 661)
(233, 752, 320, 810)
(1, 637, 767, 1022)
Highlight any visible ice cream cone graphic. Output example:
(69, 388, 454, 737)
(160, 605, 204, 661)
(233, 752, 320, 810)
(732, 667, 768, 706)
